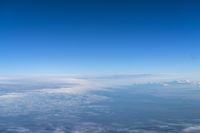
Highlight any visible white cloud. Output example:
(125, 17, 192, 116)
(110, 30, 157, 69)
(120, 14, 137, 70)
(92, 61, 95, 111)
(38, 77, 95, 94)
(0, 93, 24, 99)
(72, 122, 105, 133)
(53, 127, 66, 133)
(6, 127, 30, 133)
(183, 126, 200, 133)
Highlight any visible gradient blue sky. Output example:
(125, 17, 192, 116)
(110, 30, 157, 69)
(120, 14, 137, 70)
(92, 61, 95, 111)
(0, 0, 200, 75)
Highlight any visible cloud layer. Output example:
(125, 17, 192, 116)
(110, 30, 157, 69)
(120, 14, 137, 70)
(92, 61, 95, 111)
(0, 75, 200, 132)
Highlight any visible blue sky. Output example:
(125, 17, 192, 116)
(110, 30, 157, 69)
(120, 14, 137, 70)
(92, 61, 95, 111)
(0, 0, 200, 75)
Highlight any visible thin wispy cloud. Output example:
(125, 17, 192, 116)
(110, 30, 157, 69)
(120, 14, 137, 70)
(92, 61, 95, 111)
(183, 125, 200, 133)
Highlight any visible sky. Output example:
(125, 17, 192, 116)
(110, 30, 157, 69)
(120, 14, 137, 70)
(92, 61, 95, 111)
(0, 0, 200, 75)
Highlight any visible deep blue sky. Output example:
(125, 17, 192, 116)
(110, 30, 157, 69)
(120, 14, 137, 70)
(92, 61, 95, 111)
(0, 0, 200, 75)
